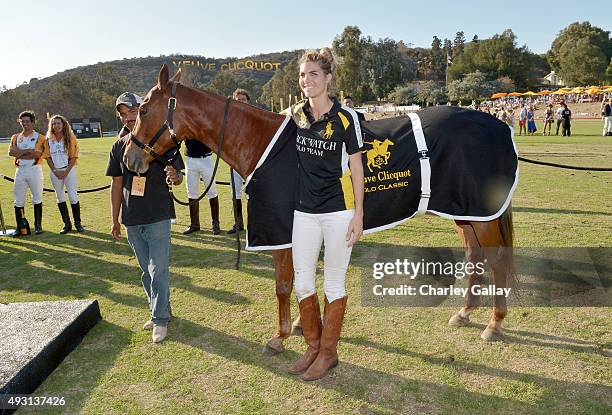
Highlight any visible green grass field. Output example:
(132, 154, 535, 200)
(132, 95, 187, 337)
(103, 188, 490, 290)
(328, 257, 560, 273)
(0, 119, 610, 414)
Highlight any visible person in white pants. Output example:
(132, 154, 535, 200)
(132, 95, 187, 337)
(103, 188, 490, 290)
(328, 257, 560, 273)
(602, 98, 612, 136)
(8, 110, 45, 235)
(43, 114, 84, 233)
(227, 88, 250, 234)
(286, 48, 364, 381)
(182, 138, 220, 235)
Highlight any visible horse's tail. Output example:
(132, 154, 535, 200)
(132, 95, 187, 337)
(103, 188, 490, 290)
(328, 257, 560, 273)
(498, 204, 518, 289)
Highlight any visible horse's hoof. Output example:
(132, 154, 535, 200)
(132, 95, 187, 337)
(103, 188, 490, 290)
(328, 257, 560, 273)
(291, 325, 303, 337)
(481, 328, 503, 342)
(449, 313, 470, 327)
(263, 338, 284, 355)
(262, 343, 284, 356)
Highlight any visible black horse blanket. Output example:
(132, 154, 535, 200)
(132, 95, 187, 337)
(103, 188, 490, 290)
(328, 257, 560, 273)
(245, 106, 518, 250)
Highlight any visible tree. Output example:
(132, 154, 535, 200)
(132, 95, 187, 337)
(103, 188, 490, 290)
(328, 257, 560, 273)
(548, 22, 611, 85)
(557, 38, 608, 85)
(548, 22, 611, 74)
(497, 76, 516, 93)
(452, 31, 466, 58)
(206, 71, 240, 97)
(362, 38, 407, 100)
(447, 29, 538, 89)
(333, 26, 366, 102)
(605, 59, 612, 83)
(259, 58, 301, 110)
(417, 81, 446, 105)
(388, 83, 420, 105)
(429, 36, 446, 81)
(448, 71, 501, 101)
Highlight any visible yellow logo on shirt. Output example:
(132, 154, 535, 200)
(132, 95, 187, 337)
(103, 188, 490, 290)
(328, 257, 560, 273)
(362, 139, 394, 172)
(323, 122, 334, 139)
(299, 112, 309, 128)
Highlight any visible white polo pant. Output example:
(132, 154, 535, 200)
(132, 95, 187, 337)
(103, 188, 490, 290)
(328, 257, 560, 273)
(13, 164, 43, 207)
(185, 156, 218, 199)
(231, 169, 243, 199)
(604, 116, 612, 135)
(292, 209, 354, 303)
(50, 168, 79, 204)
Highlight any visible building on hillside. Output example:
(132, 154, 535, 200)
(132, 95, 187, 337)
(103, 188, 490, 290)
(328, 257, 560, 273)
(543, 71, 565, 86)
(71, 118, 102, 138)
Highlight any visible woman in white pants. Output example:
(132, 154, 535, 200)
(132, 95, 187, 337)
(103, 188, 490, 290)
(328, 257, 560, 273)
(8, 110, 45, 235)
(43, 115, 84, 233)
(286, 48, 364, 381)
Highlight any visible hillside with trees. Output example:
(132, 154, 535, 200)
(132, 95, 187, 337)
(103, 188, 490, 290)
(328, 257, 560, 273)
(1, 22, 610, 136)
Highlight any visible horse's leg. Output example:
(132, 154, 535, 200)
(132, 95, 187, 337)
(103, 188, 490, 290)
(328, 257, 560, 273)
(263, 248, 294, 355)
(449, 221, 485, 327)
(471, 218, 513, 342)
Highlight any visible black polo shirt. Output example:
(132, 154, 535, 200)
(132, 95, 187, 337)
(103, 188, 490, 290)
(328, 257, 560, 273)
(105, 131, 184, 226)
(288, 97, 363, 214)
(185, 138, 212, 157)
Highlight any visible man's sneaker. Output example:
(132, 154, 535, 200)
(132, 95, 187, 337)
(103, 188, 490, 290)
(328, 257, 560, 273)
(143, 320, 154, 331)
(152, 325, 167, 343)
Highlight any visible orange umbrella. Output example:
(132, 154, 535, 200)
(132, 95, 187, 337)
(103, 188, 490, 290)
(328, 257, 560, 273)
(551, 89, 569, 95)
(507, 92, 523, 97)
(537, 90, 553, 95)
(490, 92, 507, 99)
(585, 86, 601, 94)
(522, 91, 537, 96)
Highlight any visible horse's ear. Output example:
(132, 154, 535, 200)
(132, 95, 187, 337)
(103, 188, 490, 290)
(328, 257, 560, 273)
(170, 68, 182, 83)
(158, 64, 170, 92)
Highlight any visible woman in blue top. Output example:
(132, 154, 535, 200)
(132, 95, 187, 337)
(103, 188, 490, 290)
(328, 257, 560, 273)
(527, 105, 537, 135)
(286, 48, 364, 381)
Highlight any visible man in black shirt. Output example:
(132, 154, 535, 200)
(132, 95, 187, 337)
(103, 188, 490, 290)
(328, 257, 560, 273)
(106, 92, 184, 343)
(183, 139, 220, 235)
(561, 103, 572, 137)
(343, 96, 366, 122)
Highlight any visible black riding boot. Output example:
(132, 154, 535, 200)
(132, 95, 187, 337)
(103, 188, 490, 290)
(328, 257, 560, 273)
(71, 202, 85, 232)
(227, 199, 244, 234)
(183, 199, 200, 235)
(209, 196, 220, 235)
(58, 202, 71, 234)
(33, 203, 43, 234)
(13, 206, 30, 237)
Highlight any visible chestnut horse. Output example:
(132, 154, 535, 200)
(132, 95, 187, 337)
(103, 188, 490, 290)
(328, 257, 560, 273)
(123, 65, 515, 353)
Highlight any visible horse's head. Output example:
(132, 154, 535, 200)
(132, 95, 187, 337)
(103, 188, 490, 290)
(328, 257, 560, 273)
(123, 64, 184, 174)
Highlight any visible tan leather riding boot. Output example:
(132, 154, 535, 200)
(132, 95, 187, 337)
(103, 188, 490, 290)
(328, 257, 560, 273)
(288, 293, 322, 375)
(302, 296, 347, 381)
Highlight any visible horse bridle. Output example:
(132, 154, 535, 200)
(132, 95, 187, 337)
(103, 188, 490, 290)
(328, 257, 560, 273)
(127, 81, 233, 201)
(127, 81, 183, 166)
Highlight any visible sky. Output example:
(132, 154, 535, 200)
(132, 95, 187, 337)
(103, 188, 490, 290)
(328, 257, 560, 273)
(0, 0, 609, 89)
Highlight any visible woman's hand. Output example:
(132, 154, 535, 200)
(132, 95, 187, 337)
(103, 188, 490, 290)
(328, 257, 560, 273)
(346, 213, 363, 247)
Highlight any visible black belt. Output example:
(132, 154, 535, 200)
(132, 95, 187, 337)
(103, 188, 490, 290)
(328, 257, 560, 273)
(187, 154, 211, 159)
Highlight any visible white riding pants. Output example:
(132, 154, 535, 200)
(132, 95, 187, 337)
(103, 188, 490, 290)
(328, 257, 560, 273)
(50, 167, 79, 204)
(185, 156, 218, 199)
(231, 169, 243, 199)
(13, 164, 43, 207)
(604, 116, 612, 135)
(292, 209, 354, 303)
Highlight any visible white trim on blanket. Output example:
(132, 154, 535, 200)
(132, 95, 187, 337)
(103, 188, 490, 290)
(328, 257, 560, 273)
(244, 116, 291, 189)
